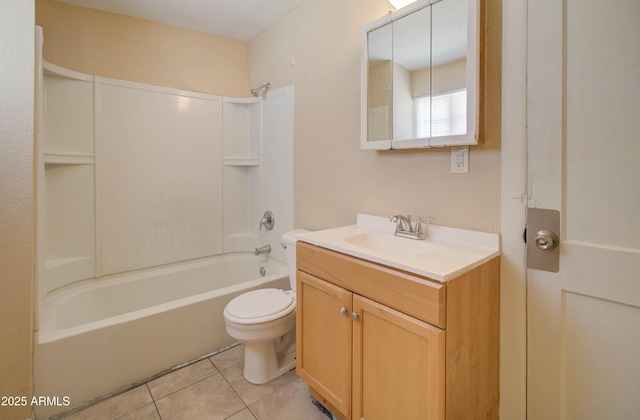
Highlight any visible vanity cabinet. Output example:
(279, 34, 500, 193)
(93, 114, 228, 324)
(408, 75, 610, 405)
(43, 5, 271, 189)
(296, 241, 499, 420)
(296, 271, 353, 416)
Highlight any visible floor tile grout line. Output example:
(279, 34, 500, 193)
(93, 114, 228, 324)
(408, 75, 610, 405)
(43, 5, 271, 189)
(247, 405, 260, 420)
(223, 407, 256, 420)
(147, 383, 163, 420)
(151, 370, 224, 403)
(217, 365, 251, 411)
(147, 357, 221, 401)
(220, 365, 301, 411)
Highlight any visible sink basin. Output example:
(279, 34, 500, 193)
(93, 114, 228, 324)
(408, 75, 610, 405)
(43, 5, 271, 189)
(344, 232, 436, 256)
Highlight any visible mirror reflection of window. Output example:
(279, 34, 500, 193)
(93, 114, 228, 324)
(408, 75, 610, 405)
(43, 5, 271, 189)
(414, 88, 467, 138)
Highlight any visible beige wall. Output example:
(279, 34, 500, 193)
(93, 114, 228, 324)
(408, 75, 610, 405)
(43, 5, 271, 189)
(412, 58, 467, 97)
(368, 61, 392, 110)
(36, 0, 249, 97)
(248, 0, 502, 233)
(0, 1, 35, 420)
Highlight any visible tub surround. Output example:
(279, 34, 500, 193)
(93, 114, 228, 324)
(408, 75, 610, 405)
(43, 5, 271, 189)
(37, 58, 294, 295)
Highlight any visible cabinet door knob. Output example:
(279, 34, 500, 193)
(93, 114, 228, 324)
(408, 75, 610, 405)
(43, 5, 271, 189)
(351, 312, 359, 321)
(340, 306, 347, 316)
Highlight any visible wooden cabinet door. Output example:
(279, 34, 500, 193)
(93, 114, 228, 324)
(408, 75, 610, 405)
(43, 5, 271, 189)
(352, 295, 445, 420)
(296, 270, 352, 417)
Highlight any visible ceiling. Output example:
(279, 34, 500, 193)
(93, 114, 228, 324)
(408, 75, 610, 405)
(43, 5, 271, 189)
(53, 0, 307, 41)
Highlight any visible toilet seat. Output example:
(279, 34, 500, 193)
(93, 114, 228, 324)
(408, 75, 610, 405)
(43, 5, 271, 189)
(224, 289, 295, 324)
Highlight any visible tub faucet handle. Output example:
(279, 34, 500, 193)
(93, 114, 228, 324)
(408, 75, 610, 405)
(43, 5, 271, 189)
(259, 210, 275, 231)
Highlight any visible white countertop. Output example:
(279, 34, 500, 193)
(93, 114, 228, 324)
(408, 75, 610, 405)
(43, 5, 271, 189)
(297, 214, 500, 282)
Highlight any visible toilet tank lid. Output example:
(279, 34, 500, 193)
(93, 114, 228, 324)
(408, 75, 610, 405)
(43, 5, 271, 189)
(282, 229, 310, 246)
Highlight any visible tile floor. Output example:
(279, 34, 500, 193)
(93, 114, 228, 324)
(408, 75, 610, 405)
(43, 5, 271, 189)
(52, 345, 331, 420)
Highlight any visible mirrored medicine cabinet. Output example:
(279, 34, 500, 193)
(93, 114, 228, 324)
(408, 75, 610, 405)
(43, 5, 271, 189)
(361, 0, 483, 150)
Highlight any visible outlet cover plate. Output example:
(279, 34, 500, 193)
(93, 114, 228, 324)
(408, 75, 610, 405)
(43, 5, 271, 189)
(451, 146, 469, 173)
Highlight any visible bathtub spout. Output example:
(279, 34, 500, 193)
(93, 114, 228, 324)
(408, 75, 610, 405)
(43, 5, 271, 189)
(254, 245, 271, 256)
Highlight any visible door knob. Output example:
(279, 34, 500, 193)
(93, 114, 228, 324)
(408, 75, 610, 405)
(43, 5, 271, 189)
(535, 230, 559, 251)
(351, 312, 359, 321)
(340, 306, 347, 316)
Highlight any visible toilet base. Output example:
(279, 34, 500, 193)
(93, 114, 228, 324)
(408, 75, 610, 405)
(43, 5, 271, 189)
(242, 329, 296, 385)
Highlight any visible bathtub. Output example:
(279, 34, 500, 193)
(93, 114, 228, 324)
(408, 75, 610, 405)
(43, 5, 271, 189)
(34, 253, 290, 419)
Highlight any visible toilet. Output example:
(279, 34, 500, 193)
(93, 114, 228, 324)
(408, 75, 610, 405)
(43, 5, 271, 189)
(223, 229, 308, 384)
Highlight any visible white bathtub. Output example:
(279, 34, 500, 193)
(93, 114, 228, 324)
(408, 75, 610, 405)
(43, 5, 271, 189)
(34, 253, 290, 419)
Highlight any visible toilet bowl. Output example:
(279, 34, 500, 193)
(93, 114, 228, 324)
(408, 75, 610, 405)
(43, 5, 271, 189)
(223, 229, 308, 384)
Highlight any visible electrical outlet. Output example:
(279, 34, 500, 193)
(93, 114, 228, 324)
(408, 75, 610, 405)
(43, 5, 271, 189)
(451, 146, 469, 173)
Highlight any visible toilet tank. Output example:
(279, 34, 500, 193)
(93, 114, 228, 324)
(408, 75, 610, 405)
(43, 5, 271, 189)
(281, 229, 309, 290)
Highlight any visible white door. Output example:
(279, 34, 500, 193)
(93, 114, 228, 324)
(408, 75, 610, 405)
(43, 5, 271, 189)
(526, 0, 640, 419)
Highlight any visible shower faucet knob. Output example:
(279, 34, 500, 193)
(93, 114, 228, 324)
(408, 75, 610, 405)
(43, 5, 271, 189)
(259, 210, 275, 231)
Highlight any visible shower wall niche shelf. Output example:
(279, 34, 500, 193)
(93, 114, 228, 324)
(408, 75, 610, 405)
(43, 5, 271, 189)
(43, 62, 95, 157)
(43, 163, 96, 293)
(37, 59, 97, 295)
(222, 157, 261, 167)
(222, 97, 263, 252)
(44, 155, 95, 165)
(222, 97, 261, 159)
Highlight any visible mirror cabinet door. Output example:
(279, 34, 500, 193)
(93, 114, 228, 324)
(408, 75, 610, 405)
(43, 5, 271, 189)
(366, 22, 393, 145)
(430, 0, 468, 140)
(392, 5, 431, 142)
(361, 0, 479, 150)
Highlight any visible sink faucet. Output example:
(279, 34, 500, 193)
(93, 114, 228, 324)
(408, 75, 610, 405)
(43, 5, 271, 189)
(254, 244, 271, 255)
(389, 214, 427, 240)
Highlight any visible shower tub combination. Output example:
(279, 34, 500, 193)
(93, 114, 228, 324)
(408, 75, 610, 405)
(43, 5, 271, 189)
(34, 253, 289, 418)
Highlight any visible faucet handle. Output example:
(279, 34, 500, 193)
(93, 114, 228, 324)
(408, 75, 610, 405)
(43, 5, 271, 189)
(415, 217, 431, 235)
(415, 217, 423, 234)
